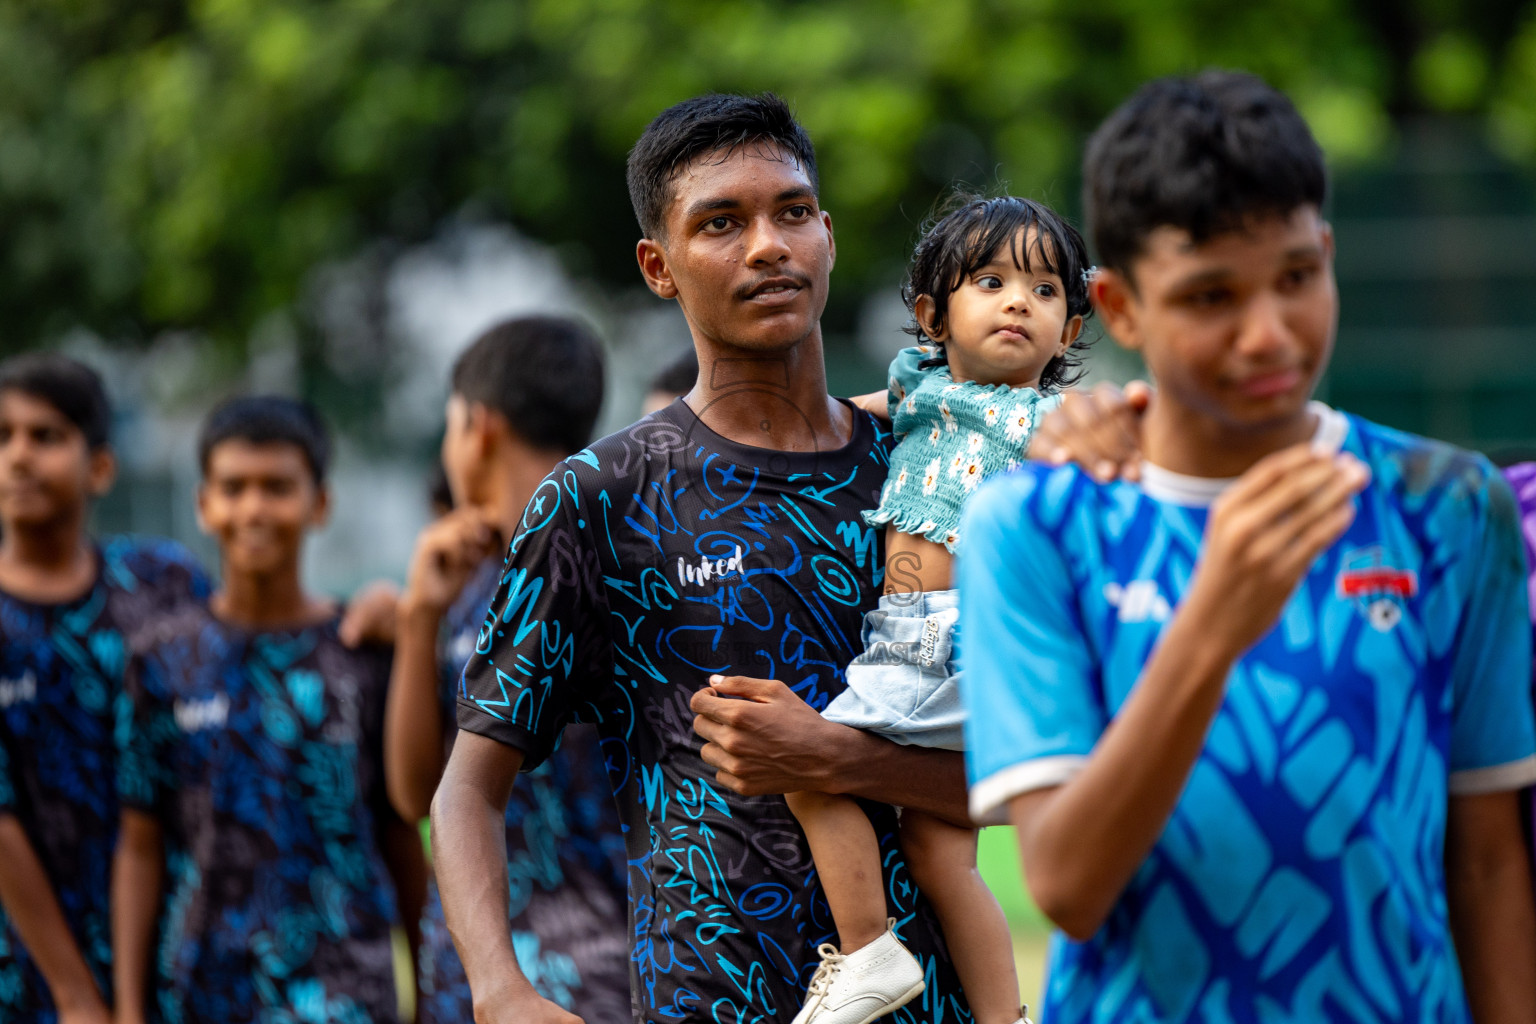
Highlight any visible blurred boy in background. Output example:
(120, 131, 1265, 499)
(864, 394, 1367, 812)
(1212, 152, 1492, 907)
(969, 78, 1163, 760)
(384, 317, 629, 1023)
(112, 397, 425, 1024)
(0, 354, 210, 1024)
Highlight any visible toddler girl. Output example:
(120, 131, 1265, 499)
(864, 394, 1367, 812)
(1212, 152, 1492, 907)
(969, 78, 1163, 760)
(788, 195, 1092, 1024)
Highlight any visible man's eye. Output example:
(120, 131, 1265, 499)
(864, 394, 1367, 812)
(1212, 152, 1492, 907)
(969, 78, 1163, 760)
(704, 216, 732, 232)
(1280, 265, 1317, 290)
(1187, 288, 1232, 308)
(785, 204, 812, 219)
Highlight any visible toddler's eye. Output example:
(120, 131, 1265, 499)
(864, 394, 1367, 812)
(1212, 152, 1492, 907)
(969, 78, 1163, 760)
(1035, 283, 1058, 298)
(976, 275, 1003, 289)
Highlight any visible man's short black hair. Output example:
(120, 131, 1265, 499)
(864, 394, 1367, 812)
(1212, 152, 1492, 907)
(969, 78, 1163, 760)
(1083, 70, 1328, 277)
(450, 315, 606, 455)
(902, 194, 1094, 393)
(0, 352, 112, 450)
(198, 395, 332, 485)
(648, 347, 698, 398)
(626, 92, 818, 239)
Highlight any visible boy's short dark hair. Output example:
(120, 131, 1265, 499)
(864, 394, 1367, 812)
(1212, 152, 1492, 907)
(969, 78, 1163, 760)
(198, 396, 332, 485)
(1083, 70, 1328, 277)
(902, 194, 1094, 393)
(450, 316, 606, 455)
(0, 352, 112, 450)
(626, 92, 818, 239)
(648, 347, 698, 398)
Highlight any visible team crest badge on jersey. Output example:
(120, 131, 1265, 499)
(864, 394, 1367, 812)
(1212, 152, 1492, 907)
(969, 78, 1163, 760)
(1336, 546, 1418, 631)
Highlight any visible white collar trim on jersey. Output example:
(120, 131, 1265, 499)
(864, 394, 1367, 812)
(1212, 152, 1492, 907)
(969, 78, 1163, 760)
(1138, 401, 1350, 507)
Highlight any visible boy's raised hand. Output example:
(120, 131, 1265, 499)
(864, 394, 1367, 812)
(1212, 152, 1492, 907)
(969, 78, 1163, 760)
(401, 507, 503, 616)
(1029, 380, 1152, 481)
(1181, 444, 1370, 658)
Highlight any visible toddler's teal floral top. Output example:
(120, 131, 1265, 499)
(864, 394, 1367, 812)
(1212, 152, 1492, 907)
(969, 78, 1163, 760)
(863, 345, 1058, 553)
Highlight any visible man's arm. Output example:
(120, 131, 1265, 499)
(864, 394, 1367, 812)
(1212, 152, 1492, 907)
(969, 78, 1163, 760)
(0, 816, 111, 1023)
(430, 731, 580, 1024)
(111, 810, 164, 1024)
(377, 810, 428, 993)
(1446, 790, 1536, 1022)
(385, 509, 500, 821)
(1004, 445, 1367, 939)
(691, 676, 970, 827)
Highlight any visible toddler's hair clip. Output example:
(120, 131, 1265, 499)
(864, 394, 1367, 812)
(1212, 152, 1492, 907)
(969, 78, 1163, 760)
(1081, 266, 1099, 288)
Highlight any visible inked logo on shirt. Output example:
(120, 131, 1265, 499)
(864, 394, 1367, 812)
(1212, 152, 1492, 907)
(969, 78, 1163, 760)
(677, 546, 746, 588)
(0, 671, 37, 709)
(1103, 580, 1171, 623)
(1337, 546, 1418, 632)
(174, 694, 230, 732)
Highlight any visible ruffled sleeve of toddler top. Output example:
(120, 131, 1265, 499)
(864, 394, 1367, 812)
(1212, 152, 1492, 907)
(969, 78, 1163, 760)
(864, 346, 1059, 553)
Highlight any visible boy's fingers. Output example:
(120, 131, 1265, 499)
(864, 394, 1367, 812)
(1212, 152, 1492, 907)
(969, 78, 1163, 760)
(1277, 502, 1358, 579)
(1219, 453, 1338, 533)
(1122, 380, 1154, 410)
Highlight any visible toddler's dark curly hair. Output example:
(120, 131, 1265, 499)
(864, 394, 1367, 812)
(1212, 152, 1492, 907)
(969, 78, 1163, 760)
(902, 194, 1093, 392)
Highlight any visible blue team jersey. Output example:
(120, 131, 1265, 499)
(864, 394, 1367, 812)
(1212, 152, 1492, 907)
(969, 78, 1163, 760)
(959, 407, 1536, 1024)
(117, 603, 402, 1024)
(417, 559, 629, 1024)
(0, 537, 209, 1022)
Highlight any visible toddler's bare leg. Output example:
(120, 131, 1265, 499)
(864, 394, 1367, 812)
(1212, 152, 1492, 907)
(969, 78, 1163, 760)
(900, 810, 1021, 1024)
(786, 790, 889, 952)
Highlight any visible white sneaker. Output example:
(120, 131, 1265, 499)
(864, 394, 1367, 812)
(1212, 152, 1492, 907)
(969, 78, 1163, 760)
(790, 919, 924, 1024)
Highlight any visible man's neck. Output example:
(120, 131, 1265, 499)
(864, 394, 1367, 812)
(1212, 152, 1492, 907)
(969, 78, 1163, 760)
(481, 446, 566, 545)
(1142, 398, 1319, 479)
(212, 562, 332, 631)
(686, 330, 850, 453)
(0, 514, 96, 603)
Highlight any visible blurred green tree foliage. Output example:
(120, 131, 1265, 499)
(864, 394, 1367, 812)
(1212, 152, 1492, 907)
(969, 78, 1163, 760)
(2, 0, 1534, 358)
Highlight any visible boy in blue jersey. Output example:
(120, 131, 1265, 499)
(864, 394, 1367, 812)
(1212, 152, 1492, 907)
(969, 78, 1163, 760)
(0, 354, 210, 1024)
(384, 317, 629, 1024)
(960, 71, 1536, 1023)
(112, 397, 426, 1024)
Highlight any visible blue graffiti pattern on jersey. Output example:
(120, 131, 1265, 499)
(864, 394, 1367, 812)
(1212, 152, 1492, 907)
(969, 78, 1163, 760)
(117, 604, 401, 1024)
(418, 559, 630, 1024)
(456, 401, 970, 1024)
(0, 537, 208, 1022)
(960, 413, 1535, 1024)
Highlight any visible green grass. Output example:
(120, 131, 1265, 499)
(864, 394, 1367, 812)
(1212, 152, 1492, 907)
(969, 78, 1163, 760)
(978, 825, 1053, 1013)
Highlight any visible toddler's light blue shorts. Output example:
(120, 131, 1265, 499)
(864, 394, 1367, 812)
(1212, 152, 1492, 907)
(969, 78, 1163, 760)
(821, 588, 965, 752)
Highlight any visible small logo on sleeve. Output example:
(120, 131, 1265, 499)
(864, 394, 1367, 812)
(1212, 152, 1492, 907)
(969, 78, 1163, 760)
(0, 671, 37, 709)
(174, 694, 230, 732)
(1336, 546, 1418, 631)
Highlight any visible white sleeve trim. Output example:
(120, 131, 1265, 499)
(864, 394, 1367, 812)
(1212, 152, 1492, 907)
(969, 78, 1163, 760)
(1449, 754, 1536, 795)
(969, 755, 1087, 825)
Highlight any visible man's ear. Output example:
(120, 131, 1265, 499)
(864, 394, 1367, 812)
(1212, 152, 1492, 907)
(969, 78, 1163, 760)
(87, 447, 117, 498)
(1091, 269, 1142, 352)
(913, 294, 946, 342)
(194, 482, 210, 536)
(637, 238, 677, 300)
(309, 484, 331, 530)
(822, 210, 835, 271)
